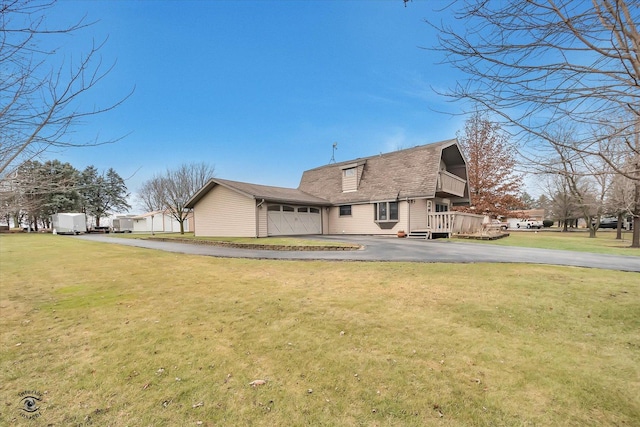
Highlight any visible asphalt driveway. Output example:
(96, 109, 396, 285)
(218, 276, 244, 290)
(73, 234, 640, 273)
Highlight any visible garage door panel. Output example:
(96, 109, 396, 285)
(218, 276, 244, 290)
(282, 212, 298, 233)
(298, 213, 321, 234)
(267, 205, 321, 236)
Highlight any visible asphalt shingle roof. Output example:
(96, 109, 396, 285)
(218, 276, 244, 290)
(185, 139, 465, 208)
(298, 139, 460, 204)
(185, 178, 328, 208)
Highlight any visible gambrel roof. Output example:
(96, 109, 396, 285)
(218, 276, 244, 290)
(298, 139, 467, 204)
(185, 178, 328, 208)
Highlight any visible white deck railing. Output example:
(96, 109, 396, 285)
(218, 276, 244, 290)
(437, 171, 466, 197)
(424, 212, 484, 236)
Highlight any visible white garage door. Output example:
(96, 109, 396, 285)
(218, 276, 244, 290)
(267, 205, 322, 236)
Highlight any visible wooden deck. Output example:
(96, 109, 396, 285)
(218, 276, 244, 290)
(408, 212, 484, 239)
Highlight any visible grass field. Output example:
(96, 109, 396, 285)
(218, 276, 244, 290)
(468, 229, 639, 256)
(1, 234, 639, 426)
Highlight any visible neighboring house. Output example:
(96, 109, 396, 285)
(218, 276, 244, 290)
(132, 210, 194, 233)
(185, 139, 484, 238)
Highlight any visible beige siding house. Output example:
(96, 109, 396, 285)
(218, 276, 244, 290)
(185, 179, 328, 237)
(185, 139, 484, 238)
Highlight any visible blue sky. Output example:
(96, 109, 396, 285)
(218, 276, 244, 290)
(45, 0, 469, 210)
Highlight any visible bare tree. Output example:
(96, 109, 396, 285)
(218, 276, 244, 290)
(0, 171, 20, 227)
(608, 161, 635, 239)
(0, 0, 132, 179)
(544, 174, 582, 231)
(3, 159, 81, 230)
(606, 134, 640, 245)
(138, 163, 215, 234)
(137, 179, 166, 213)
(428, 0, 640, 244)
(547, 130, 621, 237)
(2, 161, 44, 230)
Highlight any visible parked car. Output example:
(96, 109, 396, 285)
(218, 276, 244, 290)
(593, 217, 618, 229)
(516, 219, 543, 229)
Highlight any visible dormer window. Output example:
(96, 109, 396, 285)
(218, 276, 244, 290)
(341, 162, 365, 192)
(341, 166, 357, 192)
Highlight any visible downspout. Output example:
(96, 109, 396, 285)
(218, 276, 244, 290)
(324, 205, 329, 235)
(256, 199, 265, 238)
(406, 198, 411, 233)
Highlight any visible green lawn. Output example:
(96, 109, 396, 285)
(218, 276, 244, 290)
(1, 234, 639, 426)
(465, 229, 639, 256)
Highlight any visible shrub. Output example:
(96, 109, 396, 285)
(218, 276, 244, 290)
(543, 219, 554, 228)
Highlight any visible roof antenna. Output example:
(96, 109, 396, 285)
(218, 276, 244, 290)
(330, 142, 338, 163)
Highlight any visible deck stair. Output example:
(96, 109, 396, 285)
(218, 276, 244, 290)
(408, 230, 431, 239)
(406, 213, 485, 240)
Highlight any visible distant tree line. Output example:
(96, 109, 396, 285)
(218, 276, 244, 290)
(0, 160, 130, 230)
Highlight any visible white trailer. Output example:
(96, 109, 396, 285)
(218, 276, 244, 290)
(112, 217, 134, 233)
(51, 213, 87, 235)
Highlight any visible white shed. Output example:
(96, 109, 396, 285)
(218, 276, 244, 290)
(132, 211, 191, 233)
(112, 216, 135, 233)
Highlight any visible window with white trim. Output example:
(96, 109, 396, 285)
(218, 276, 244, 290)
(374, 201, 399, 222)
(343, 168, 356, 177)
(435, 203, 449, 212)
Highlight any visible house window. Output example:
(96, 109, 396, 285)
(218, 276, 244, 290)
(343, 168, 356, 177)
(282, 205, 294, 212)
(309, 207, 320, 214)
(390, 201, 398, 220)
(374, 201, 398, 221)
(267, 205, 280, 211)
(341, 164, 360, 192)
(435, 203, 449, 212)
(378, 203, 387, 220)
(339, 205, 352, 216)
(298, 207, 308, 213)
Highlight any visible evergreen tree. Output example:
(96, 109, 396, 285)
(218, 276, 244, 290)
(80, 166, 131, 227)
(519, 192, 535, 209)
(41, 160, 82, 217)
(9, 160, 81, 229)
